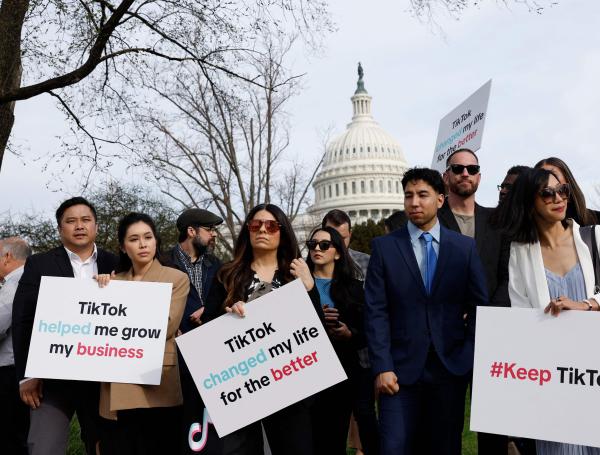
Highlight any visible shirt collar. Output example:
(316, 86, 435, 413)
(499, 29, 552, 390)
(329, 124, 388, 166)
(4, 264, 24, 282)
(407, 219, 441, 244)
(177, 243, 203, 265)
(64, 244, 98, 264)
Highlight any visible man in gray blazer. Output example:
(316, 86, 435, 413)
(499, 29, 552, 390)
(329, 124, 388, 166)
(0, 237, 31, 454)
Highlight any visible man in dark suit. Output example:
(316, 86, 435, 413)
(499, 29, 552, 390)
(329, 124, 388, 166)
(439, 148, 509, 309)
(365, 168, 488, 455)
(439, 149, 510, 454)
(12, 197, 118, 455)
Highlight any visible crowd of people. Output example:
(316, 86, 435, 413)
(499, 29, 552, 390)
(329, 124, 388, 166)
(0, 149, 599, 455)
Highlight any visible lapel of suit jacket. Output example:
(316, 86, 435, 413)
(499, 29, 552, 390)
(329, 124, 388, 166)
(572, 220, 597, 296)
(474, 203, 489, 254)
(97, 249, 115, 274)
(393, 226, 427, 297)
(438, 199, 460, 233)
(430, 224, 450, 296)
(53, 247, 75, 277)
(139, 259, 163, 282)
(529, 241, 551, 305)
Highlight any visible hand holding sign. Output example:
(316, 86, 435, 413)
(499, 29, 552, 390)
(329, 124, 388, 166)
(25, 277, 171, 384)
(176, 279, 346, 437)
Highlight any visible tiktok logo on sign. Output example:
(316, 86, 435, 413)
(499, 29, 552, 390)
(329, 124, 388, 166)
(188, 408, 213, 452)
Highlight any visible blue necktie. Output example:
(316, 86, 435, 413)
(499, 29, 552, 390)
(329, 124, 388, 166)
(421, 232, 437, 294)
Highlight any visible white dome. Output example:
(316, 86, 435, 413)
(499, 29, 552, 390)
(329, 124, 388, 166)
(310, 65, 409, 224)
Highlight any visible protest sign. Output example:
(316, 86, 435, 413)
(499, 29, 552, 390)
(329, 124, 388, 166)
(176, 278, 347, 437)
(471, 307, 600, 448)
(431, 79, 492, 173)
(25, 276, 171, 385)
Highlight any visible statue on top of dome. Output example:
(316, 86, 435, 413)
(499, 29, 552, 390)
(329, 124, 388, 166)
(355, 62, 367, 94)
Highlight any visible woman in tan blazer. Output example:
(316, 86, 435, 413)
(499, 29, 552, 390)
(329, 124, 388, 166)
(98, 212, 189, 455)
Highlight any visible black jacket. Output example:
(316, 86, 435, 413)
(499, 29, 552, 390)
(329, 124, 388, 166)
(437, 200, 510, 307)
(323, 277, 365, 375)
(202, 272, 325, 324)
(162, 247, 221, 333)
(12, 246, 118, 380)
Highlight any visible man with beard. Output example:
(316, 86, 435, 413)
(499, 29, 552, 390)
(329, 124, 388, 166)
(439, 149, 510, 455)
(164, 208, 224, 455)
(165, 208, 223, 333)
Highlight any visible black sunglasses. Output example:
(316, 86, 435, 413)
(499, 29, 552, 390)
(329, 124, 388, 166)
(447, 164, 480, 175)
(539, 183, 570, 203)
(306, 240, 333, 251)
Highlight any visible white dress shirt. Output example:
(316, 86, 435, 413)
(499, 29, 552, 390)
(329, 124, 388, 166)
(0, 265, 24, 367)
(64, 244, 98, 279)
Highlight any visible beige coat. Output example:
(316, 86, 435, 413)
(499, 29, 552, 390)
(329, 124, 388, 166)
(99, 259, 189, 419)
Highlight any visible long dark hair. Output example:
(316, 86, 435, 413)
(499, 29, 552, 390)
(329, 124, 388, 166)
(494, 168, 566, 244)
(534, 157, 597, 225)
(218, 204, 300, 308)
(116, 212, 162, 273)
(305, 227, 362, 309)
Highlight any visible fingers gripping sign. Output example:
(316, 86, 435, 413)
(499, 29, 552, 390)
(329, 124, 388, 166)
(290, 258, 315, 291)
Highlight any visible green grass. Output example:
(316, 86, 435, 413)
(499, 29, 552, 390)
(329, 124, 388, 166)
(69, 398, 479, 454)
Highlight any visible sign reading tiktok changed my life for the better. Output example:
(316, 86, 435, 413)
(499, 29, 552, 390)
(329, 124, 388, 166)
(176, 278, 347, 437)
(26, 276, 172, 385)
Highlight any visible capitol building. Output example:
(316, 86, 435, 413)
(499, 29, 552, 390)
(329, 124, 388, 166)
(307, 64, 409, 225)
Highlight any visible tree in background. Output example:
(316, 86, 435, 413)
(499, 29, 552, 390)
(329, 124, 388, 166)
(0, 182, 179, 253)
(0, 0, 333, 174)
(129, 35, 321, 253)
(349, 219, 386, 255)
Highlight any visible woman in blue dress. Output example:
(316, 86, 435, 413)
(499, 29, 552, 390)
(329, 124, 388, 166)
(496, 167, 600, 454)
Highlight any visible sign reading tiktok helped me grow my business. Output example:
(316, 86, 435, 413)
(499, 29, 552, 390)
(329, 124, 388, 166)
(431, 79, 492, 173)
(26, 276, 171, 384)
(176, 279, 347, 437)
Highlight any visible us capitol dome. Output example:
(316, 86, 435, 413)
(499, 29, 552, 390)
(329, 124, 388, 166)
(309, 63, 409, 224)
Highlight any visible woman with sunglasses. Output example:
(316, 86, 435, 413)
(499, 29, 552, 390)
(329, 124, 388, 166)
(304, 227, 367, 455)
(534, 157, 599, 226)
(203, 203, 324, 455)
(495, 168, 600, 454)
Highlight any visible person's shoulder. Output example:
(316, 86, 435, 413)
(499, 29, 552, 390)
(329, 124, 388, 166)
(158, 262, 188, 283)
(97, 248, 118, 264)
(350, 248, 370, 259)
(26, 246, 65, 264)
(441, 225, 475, 245)
(204, 253, 222, 267)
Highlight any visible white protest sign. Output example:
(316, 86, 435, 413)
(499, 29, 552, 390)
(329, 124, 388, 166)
(176, 278, 347, 437)
(471, 307, 600, 448)
(431, 79, 492, 173)
(26, 276, 171, 385)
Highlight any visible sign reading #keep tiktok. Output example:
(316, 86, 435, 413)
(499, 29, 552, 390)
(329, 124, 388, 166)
(472, 307, 600, 448)
(26, 276, 171, 384)
(176, 279, 347, 437)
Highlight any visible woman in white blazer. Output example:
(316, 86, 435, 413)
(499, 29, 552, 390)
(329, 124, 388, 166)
(497, 167, 600, 455)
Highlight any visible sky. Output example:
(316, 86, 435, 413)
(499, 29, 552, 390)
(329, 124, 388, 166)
(1, 0, 599, 218)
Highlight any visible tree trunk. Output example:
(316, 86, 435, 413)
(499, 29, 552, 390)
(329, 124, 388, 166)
(0, 0, 28, 171)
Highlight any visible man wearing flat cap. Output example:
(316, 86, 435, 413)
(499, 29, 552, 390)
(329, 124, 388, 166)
(164, 208, 223, 333)
(166, 208, 225, 455)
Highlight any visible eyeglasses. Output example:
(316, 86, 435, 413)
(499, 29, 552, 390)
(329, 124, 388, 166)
(198, 225, 218, 233)
(247, 219, 281, 233)
(447, 164, 480, 175)
(306, 240, 333, 251)
(538, 183, 570, 203)
(497, 183, 513, 191)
